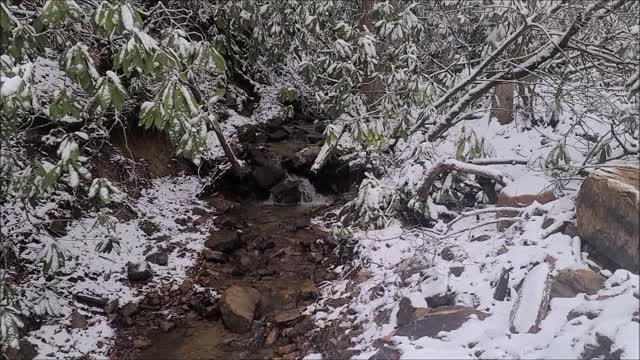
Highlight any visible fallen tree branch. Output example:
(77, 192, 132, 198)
(416, 159, 511, 199)
(468, 157, 529, 165)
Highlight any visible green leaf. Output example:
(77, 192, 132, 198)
(209, 46, 226, 72)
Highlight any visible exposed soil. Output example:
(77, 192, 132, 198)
(111, 197, 343, 360)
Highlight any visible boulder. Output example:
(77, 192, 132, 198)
(70, 309, 88, 329)
(496, 175, 556, 230)
(576, 166, 639, 272)
(393, 306, 489, 339)
(252, 165, 286, 190)
(288, 146, 321, 171)
(127, 261, 152, 282)
(221, 286, 261, 333)
(509, 263, 551, 334)
(550, 268, 605, 298)
(270, 179, 302, 204)
(205, 229, 243, 254)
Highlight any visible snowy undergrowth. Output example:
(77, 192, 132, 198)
(307, 107, 639, 359)
(12, 176, 209, 358)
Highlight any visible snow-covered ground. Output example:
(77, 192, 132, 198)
(306, 108, 639, 359)
(8, 176, 209, 358)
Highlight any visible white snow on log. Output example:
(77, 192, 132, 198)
(510, 262, 551, 333)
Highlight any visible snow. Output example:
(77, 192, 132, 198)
(15, 176, 211, 358)
(1, 75, 23, 96)
(501, 174, 552, 198)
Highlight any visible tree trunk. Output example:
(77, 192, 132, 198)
(492, 82, 514, 125)
(210, 114, 245, 177)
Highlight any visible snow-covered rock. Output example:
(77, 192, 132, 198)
(509, 262, 552, 334)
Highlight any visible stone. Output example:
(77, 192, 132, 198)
(70, 309, 88, 329)
(205, 229, 243, 254)
(269, 129, 290, 141)
(120, 302, 139, 317)
(160, 320, 175, 332)
(208, 196, 237, 213)
(139, 220, 160, 236)
(550, 268, 605, 298)
(441, 247, 455, 261)
(252, 165, 286, 190)
(127, 261, 152, 282)
(496, 175, 556, 231)
(509, 263, 552, 334)
(75, 293, 108, 308)
(277, 343, 298, 355)
(203, 249, 228, 263)
(282, 351, 301, 360)
(273, 308, 301, 324)
(265, 328, 279, 345)
(395, 297, 416, 327)
(450, 266, 465, 277)
(221, 286, 261, 333)
(426, 292, 456, 308)
(288, 146, 321, 171)
(470, 234, 491, 242)
(270, 179, 302, 205)
(393, 306, 489, 339)
(493, 268, 511, 301)
(145, 251, 169, 266)
(133, 338, 151, 349)
(576, 166, 639, 272)
(104, 299, 119, 314)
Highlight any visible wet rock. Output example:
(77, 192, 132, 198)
(273, 308, 301, 324)
(139, 220, 160, 236)
(396, 297, 416, 327)
(127, 261, 152, 282)
(298, 280, 320, 301)
(203, 249, 228, 263)
(450, 266, 465, 277)
(221, 286, 261, 333)
(120, 302, 139, 318)
(393, 306, 489, 339)
(160, 320, 175, 333)
(133, 337, 151, 349)
(288, 146, 321, 171)
(271, 179, 302, 205)
(493, 268, 511, 301)
(576, 166, 639, 272)
(208, 196, 237, 213)
(205, 229, 243, 254)
(496, 175, 556, 231)
(190, 294, 220, 319)
(283, 317, 314, 338)
(550, 268, 605, 298)
(145, 251, 169, 266)
(70, 309, 88, 329)
(265, 328, 279, 345)
(252, 165, 286, 190)
(269, 129, 290, 141)
(441, 247, 455, 261)
(277, 343, 298, 355)
(510, 263, 551, 333)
